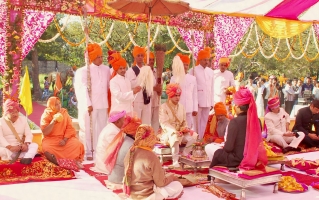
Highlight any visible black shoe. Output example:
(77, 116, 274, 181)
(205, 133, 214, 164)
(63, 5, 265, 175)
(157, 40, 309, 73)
(20, 158, 32, 165)
(282, 146, 294, 154)
(295, 147, 302, 152)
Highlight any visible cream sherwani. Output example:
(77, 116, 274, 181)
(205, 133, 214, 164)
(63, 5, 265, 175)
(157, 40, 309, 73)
(151, 68, 161, 134)
(92, 123, 120, 174)
(189, 65, 214, 139)
(170, 74, 198, 129)
(265, 108, 305, 148)
(77, 63, 110, 158)
(0, 116, 38, 160)
(159, 101, 197, 165)
(214, 70, 235, 104)
(110, 74, 134, 113)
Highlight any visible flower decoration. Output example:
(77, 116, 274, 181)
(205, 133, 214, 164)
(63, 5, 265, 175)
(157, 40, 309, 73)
(170, 11, 213, 31)
(225, 86, 236, 106)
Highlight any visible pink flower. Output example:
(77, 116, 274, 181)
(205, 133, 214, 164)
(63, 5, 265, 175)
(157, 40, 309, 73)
(7, 42, 11, 47)
(13, 67, 17, 70)
(10, 79, 13, 83)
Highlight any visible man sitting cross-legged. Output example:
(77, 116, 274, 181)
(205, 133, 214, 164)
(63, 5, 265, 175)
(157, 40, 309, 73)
(0, 99, 38, 164)
(265, 97, 305, 153)
(159, 83, 197, 168)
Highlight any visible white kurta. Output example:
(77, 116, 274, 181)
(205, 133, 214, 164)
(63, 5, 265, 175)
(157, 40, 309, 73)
(265, 108, 304, 148)
(93, 123, 120, 174)
(0, 116, 38, 160)
(151, 69, 161, 134)
(213, 70, 235, 104)
(110, 74, 134, 113)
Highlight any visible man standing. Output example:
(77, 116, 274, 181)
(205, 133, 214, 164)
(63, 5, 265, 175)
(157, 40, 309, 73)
(264, 75, 278, 110)
(283, 80, 298, 115)
(159, 84, 197, 167)
(265, 97, 304, 153)
(78, 43, 110, 160)
(188, 49, 214, 139)
(171, 54, 198, 129)
(213, 57, 235, 104)
(301, 77, 314, 97)
(109, 53, 141, 113)
(234, 72, 245, 91)
(293, 100, 319, 148)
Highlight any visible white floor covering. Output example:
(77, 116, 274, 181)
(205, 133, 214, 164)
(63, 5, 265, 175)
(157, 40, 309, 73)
(1, 152, 319, 200)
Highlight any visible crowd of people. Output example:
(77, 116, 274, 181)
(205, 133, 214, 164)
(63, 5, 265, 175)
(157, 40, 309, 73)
(1, 42, 319, 200)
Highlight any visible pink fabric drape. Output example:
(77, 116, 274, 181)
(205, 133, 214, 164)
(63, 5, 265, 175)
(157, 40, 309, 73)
(178, 28, 204, 59)
(266, 0, 318, 20)
(233, 88, 268, 170)
(213, 15, 253, 69)
(0, 1, 7, 75)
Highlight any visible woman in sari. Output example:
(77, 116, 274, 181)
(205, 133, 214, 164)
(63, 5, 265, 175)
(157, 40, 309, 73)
(40, 97, 84, 169)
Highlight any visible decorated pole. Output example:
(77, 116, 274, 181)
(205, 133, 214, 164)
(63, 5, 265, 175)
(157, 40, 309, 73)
(154, 44, 166, 104)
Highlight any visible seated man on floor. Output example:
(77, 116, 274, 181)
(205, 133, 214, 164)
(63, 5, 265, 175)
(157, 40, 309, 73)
(0, 99, 38, 164)
(104, 114, 141, 188)
(93, 110, 126, 174)
(293, 99, 319, 148)
(265, 97, 305, 153)
(124, 125, 183, 200)
(159, 83, 197, 167)
(210, 88, 267, 169)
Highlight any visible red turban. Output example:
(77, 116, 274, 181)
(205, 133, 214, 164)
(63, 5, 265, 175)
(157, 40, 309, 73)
(132, 46, 145, 58)
(233, 88, 267, 170)
(143, 52, 155, 64)
(109, 53, 127, 72)
(268, 97, 280, 110)
(196, 49, 211, 65)
(177, 53, 190, 64)
(219, 57, 230, 67)
(3, 99, 19, 115)
(87, 43, 102, 63)
(166, 83, 182, 98)
(214, 102, 227, 116)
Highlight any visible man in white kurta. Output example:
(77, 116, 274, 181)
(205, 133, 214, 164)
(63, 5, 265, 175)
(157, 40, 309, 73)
(159, 84, 197, 167)
(234, 72, 245, 91)
(0, 100, 38, 164)
(77, 43, 110, 160)
(109, 52, 141, 113)
(265, 97, 305, 153)
(93, 111, 125, 174)
(170, 54, 198, 129)
(188, 49, 214, 139)
(214, 57, 235, 104)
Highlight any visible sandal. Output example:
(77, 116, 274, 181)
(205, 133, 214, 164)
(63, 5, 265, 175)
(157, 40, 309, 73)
(44, 151, 59, 165)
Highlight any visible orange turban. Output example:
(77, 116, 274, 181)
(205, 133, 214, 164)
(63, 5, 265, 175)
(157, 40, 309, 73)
(214, 102, 227, 116)
(132, 46, 145, 58)
(143, 52, 154, 64)
(72, 66, 77, 70)
(196, 49, 211, 65)
(177, 53, 190, 64)
(109, 53, 127, 72)
(166, 83, 182, 98)
(219, 57, 230, 67)
(87, 43, 102, 63)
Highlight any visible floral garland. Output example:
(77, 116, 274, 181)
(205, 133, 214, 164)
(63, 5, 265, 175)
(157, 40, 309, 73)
(38, 15, 71, 43)
(167, 26, 191, 53)
(127, 23, 160, 47)
(230, 22, 254, 57)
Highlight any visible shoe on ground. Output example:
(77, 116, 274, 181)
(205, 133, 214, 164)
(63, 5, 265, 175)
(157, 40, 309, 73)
(282, 146, 295, 154)
(20, 158, 32, 165)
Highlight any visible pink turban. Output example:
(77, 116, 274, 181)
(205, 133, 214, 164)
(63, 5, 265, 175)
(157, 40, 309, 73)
(233, 88, 267, 170)
(109, 110, 126, 123)
(166, 83, 182, 98)
(3, 99, 19, 115)
(268, 97, 280, 110)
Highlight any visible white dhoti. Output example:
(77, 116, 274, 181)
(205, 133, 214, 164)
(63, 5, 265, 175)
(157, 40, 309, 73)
(145, 181, 183, 200)
(133, 102, 151, 125)
(186, 113, 193, 130)
(205, 143, 223, 161)
(151, 106, 160, 134)
(267, 132, 305, 148)
(0, 143, 38, 161)
(79, 108, 108, 158)
(169, 133, 197, 166)
(197, 107, 210, 139)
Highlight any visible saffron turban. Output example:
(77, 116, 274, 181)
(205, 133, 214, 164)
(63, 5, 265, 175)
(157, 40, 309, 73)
(214, 102, 227, 116)
(219, 57, 230, 67)
(166, 83, 182, 98)
(177, 53, 190, 64)
(3, 99, 19, 115)
(109, 53, 127, 72)
(109, 110, 126, 123)
(46, 97, 60, 114)
(268, 97, 280, 110)
(72, 66, 77, 70)
(132, 46, 145, 58)
(196, 49, 211, 65)
(143, 52, 154, 64)
(87, 43, 102, 63)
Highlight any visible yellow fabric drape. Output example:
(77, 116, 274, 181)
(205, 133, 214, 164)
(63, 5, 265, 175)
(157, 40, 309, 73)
(256, 16, 312, 39)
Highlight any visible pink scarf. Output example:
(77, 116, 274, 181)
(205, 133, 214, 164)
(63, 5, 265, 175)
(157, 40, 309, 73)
(233, 88, 268, 170)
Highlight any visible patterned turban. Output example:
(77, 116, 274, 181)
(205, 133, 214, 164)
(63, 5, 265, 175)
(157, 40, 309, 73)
(132, 46, 145, 58)
(87, 43, 102, 63)
(268, 97, 280, 110)
(143, 52, 154, 64)
(109, 53, 127, 72)
(214, 102, 227, 116)
(196, 49, 211, 65)
(219, 57, 230, 67)
(166, 83, 182, 98)
(3, 99, 19, 115)
(177, 53, 190, 64)
(109, 110, 126, 123)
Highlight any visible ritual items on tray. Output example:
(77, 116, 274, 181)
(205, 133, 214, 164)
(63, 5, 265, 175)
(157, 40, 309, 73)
(278, 176, 308, 193)
(199, 184, 238, 200)
(192, 142, 207, 158)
